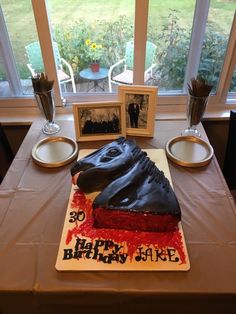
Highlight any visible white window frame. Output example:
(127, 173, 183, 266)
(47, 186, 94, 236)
(0, 0, 235, 115)
(216, 12, 236, 106)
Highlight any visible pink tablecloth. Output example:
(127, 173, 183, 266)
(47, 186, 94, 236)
(0, 119, 236, 314)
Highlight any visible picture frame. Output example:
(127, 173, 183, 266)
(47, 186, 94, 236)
(118, 85, 158, 137)
(73, 101, 126, 142)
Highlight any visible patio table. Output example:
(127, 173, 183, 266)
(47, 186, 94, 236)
(79, 67, 108, 92)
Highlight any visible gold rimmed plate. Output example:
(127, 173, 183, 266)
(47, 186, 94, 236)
(32, 136, 78, 168)
(165, 136, 214, 167)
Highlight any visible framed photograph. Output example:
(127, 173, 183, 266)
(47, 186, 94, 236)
(73, 101, 126, 142)
(118, 85, 158, 137)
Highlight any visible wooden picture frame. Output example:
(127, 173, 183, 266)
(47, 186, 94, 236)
(73, 101, 126, 142)
(118, 85, 158, 137)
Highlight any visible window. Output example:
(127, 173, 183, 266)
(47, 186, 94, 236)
(147, 0, 196, 92)
(228, 68, 236, 103)
(229, 69, 236, 93)
(197, 0, 235, 94)
(0, 0, 235, 111)
(0, 0, 41, 96)
(0, 52, 12, 97)
(47, 0, 135, 94)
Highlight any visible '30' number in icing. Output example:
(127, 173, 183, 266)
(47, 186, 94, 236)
(69, 210, 85, 223)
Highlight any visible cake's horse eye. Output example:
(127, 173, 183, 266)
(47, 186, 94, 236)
(100, 148, 121, 162)
(107, 148, 121, 157)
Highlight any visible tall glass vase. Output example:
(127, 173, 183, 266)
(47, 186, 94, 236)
(34, 90, 60, 135)
(181, 95, 208, 137)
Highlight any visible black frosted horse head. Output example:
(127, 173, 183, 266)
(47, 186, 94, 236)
(71, 137, 137, 193)
(71, 137, 181, 223)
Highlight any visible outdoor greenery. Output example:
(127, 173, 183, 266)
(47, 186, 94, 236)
(54, 15, 133, 81)
(149, 10, 191, 90)
(54, 10, 235, 91)
(149, 10, 233, 91)
(0, 0, 235, 92)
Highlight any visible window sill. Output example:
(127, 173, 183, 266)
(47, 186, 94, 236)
(0, 104, 234, 126)
(158, 104, 234, 121)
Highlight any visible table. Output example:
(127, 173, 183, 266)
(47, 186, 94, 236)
(1, 119, 236, 314)
(79, 67, 108, 92)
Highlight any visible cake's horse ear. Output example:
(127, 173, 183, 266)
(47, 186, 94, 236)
(116, 136, 126, 144)
(116, 136, 138, 149)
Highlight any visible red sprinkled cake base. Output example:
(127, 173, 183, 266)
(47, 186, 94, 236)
(94, 207, 179, 232)
(66, 189, 186, 264)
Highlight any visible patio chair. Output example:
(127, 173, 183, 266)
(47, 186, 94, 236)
(108, 40, 157, 92)
(25, 41, 76, 93)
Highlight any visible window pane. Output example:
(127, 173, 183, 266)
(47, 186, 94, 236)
(147, 0, 195, 92)
(198, 0, 235, 93)
(47, 0, 135, 93)
(0, 52, 12, 97)
(1, 1, 43, 95)
(229, 68, 236, 93)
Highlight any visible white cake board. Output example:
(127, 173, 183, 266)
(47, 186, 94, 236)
(56, 149, 190, 271)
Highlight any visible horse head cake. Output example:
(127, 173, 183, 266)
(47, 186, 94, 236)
(71, 137, 181, 232)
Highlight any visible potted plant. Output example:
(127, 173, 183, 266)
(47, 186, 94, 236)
(85, 39, 103, 72)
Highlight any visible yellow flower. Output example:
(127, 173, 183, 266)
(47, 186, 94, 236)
(85, 39, 91, 46)
(91, 43, 97, 50)
(85, 40, 103, 62)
